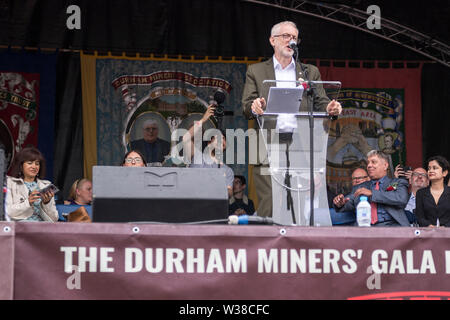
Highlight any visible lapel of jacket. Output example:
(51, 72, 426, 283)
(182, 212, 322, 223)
(379, 176, 391, 191)
(438, 186, 450, 203)
(265, 58, 275, 81)
(296, 62, 307, 81)
(422, 186, 433, 202)
(258, 58, 275, 102)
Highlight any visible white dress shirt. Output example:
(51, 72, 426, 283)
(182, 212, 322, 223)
(273, 56, 298, 133)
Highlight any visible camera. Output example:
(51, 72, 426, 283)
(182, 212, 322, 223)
(213, 90, 226, 119)
(399, 165, 411, 180)
(214, 104, 224, 118)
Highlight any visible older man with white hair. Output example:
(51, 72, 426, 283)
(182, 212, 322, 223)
(242, 20, 342, 218)
(130, 119, 170, 165)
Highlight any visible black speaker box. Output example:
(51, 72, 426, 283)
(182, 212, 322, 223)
(92, 166, 229, 223)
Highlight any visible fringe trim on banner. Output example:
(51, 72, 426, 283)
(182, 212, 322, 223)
(0, 45, 432, 68)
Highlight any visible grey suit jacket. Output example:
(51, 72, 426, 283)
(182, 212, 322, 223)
(242, 57, 330, 120)
(337, 176, 410, 226)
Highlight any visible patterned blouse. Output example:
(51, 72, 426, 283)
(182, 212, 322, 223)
(24, 181, 44, 221)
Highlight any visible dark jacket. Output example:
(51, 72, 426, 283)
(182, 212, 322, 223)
(415, 185, 450, 227)
(130, 138, 170, 164)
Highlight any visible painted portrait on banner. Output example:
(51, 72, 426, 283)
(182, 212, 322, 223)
(95, 59, 248, 177)
(0, 71, 40, 172)
(326, 89, 406, 195)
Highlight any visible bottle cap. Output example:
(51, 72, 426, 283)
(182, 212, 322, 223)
(360, 196, 368, 201)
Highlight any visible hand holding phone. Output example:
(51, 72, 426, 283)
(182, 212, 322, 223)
(39, 184, 59, 204)
(39, 184, 59, 196)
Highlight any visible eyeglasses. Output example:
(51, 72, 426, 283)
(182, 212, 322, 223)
(273, 33, 299, 43)
(125, 157, 143, 163)
(352, 175, 368, 181)
(144, 127, 158, 132)
(412, 172, 427, 179)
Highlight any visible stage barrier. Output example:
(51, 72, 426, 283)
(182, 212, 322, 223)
(1, 222, 450, 300)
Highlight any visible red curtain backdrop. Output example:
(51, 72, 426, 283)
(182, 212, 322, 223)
(318, 62, 423, 168)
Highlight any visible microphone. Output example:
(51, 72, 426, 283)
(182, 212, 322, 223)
(289, 39, 299, 64)
(228, 214, 274, 225)
(288, 40, 297, 50)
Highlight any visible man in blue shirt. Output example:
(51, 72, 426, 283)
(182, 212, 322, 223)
(394, 165, 429, 224)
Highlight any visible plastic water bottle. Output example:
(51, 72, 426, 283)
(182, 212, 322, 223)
(356, 196, 371, 227)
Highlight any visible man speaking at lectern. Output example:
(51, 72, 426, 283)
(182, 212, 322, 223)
(242, 20, 342, 218)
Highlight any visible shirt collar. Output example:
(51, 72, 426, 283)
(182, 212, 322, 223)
(273, 55, 295, 71)
(229, 195, 248, 205)
(372, 175, 387, 185)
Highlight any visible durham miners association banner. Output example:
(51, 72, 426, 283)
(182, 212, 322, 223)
(81, 53, 248, 179)
(317, 62, 422, 196)
(326, 88, 406, 195)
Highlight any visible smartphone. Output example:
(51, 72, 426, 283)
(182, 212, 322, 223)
(39, 184, 59, 195)
(399, 165, 411, 180)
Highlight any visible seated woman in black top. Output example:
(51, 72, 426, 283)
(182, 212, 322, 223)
(415, 155, 450, 227)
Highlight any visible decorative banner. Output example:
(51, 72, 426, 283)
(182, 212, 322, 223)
(81, 53, 249, 180)
(318, 62, 423, 170)
(5, 222, 450, 300)
(0, 71, 40, 171)
(0, 51, 56, 179)
(326, 88, 406, 195)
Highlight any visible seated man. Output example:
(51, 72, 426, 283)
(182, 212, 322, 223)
(130, 119, 170, 165)
(229, 175, 255, 216)
(329, 167, 370, 226)
(334, 150, 410, 227)
(394, 165, 429, 225)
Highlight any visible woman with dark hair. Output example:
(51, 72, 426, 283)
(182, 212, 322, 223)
(415, 155, 450, 227)
(121, 149, 147, 167)
(5, 147, 58, 222)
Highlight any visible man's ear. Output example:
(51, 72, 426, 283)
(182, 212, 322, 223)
(269, 36, 275, 47)
(382, 160, 389, 171)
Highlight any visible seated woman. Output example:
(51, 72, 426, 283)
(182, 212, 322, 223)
(64, 178, 93, 205)
(5, 147, 58, 222)
(415, 155, 450, 227)
(121, 150, 147, 167)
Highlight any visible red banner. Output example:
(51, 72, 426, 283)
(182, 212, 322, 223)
(2, 222, 449, 300)
(318, 63, 422, 169)
(0, 71, 40, 172)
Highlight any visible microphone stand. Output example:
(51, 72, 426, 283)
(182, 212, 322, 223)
(293, 46, 316, 226)
(282, 133, 296, 225)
